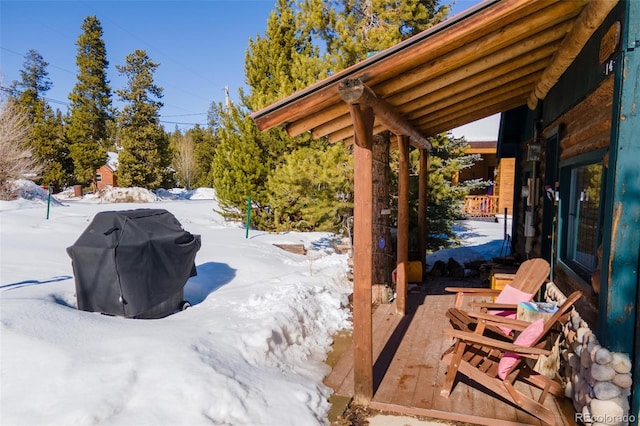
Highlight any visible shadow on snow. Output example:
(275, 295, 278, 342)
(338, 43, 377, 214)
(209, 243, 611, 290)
(184, 261, 236, 305)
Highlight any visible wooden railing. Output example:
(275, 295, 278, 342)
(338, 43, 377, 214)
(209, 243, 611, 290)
(463, 195, 499, 217)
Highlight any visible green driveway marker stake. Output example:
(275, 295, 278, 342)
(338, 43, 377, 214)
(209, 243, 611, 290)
(245, 195, 251, 239)
(46, 187, 51, 219)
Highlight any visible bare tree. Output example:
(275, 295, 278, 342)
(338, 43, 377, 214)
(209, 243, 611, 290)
(0, 98, 42, 199)
(173, 132, 196, 189)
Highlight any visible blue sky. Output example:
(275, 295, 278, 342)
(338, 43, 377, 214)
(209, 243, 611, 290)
(1, 0, 484, 131)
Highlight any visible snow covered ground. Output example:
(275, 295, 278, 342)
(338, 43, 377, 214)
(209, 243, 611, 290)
(0, 182, 506, 426)
(426, 219, 510, 272)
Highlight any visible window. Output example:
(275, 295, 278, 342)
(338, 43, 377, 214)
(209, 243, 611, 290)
(559, 152, 606, 284)
(96, 173, 102, 182)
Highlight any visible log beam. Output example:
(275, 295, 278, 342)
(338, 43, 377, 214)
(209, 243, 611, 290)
(337, 124, 385, 146)
(527, 0, 619, 109)
(339, 78, 431, 150)
(418, 86, 532, 134)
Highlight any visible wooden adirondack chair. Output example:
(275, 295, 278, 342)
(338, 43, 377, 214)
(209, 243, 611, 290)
(444, 258, 551, 340)
(446, 257, 551, 310)
(440, 291, 583, 425)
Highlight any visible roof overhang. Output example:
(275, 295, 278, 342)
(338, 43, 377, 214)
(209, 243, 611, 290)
(251, 0, 618, 148)
(466, 141, 498, 154)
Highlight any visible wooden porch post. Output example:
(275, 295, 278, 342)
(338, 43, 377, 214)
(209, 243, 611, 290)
(350, 103, 375, 404)
(418, 149, 430, 278)
(396, 135, 410, 315)
(339, 78, 430, 403)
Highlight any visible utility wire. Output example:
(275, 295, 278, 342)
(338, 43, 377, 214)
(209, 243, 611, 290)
(1, 47, 76, 76)
(0, 85, 69, 106)
(1, 86, 206, 126)
(2, 13, 215, 125)
(163, 113, 208, 117)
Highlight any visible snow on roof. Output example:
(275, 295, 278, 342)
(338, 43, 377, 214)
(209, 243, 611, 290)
(106, 151, 119, 171)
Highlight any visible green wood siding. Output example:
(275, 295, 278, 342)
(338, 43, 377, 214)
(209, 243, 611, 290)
(599, 0, 640, 420)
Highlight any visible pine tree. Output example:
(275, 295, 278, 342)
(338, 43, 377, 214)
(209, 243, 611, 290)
(245, 0, 329, 112)
(389, 134, 483, 250)
(30, 107, 70, 192)
(212, 0, 335, 230)
(115, 49, 171, 189)
(15, 49, 52, 98)
(11, 50, 72, 192)
(299, 0, 448, 70)
(67, 16, 112, 187)
(217, 0, 457, 235)
(209, 101, 273, 226)
(266, 144, 353, 231)
(190, 124, 218, 188)
(298, 0, 481, 249)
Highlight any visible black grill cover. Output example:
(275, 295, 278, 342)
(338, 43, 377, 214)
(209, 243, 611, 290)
(67, 209, 201, 318)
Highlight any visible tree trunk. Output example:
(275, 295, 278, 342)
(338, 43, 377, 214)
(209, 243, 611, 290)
(372, 133, 393, 302)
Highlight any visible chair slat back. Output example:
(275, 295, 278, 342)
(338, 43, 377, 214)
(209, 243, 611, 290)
(509, 258, 550, 295)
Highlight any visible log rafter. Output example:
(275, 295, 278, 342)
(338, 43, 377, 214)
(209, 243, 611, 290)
(407, 62, 547, 121)
(527, 0, 619, 109)
(387, 22, 571, 108)
(373, 1, 582, 99)
(289, 18, 572, 142)
(338, 79, 431, 150)
(251, 0, 598, 145)
(302, 22, 571, 144)
(309, 44, 554, 142)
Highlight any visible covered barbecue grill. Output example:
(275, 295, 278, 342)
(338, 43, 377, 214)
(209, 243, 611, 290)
(67, 208, 201, 319)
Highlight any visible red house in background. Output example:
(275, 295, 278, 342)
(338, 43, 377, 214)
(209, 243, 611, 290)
(95, 152, 118, 190)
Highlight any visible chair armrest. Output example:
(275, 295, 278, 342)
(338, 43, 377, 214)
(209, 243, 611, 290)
(465, 311, 532, 331)
(469, 302, 518, 310)
(445, 287, 501, 296)
(445, 287, 500, 309)
(443, 328, 551, 357)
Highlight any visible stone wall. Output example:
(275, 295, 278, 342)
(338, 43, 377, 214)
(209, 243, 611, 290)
(545, 284, 634, 425)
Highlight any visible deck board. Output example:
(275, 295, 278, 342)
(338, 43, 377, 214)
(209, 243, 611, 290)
(378, 296, 426, 406)
(327, 302, 401, 395)
(324, 287, 577, 426)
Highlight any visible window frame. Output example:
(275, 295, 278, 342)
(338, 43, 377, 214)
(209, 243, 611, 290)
(557, 149, 607, 286)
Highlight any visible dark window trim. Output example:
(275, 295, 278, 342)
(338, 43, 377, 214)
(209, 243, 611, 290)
(557, 148, 607, 289)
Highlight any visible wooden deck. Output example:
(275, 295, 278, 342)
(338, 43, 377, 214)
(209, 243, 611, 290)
(325, 286, 578, 425)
